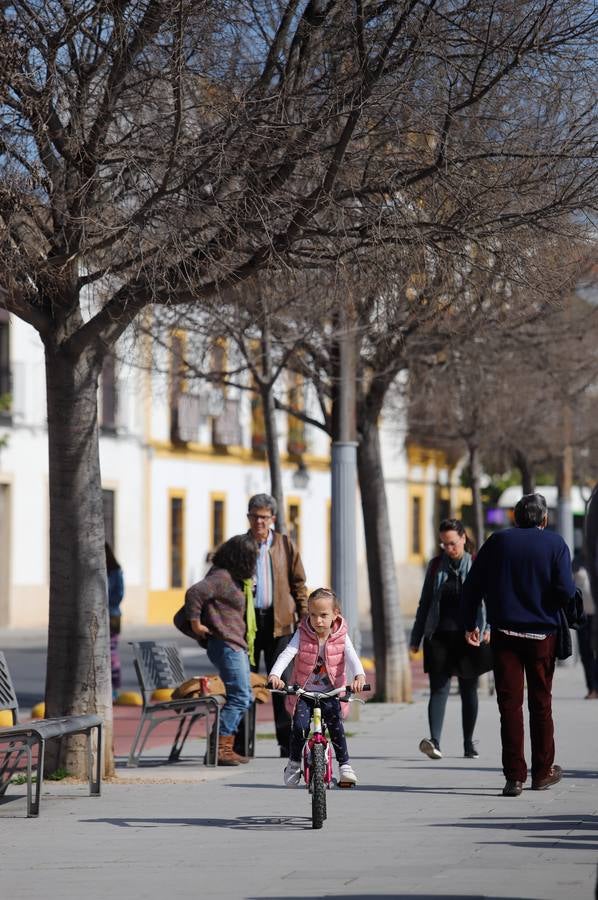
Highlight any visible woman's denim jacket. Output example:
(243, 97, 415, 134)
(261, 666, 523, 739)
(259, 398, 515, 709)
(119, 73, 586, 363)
(410, 551, 487, 648)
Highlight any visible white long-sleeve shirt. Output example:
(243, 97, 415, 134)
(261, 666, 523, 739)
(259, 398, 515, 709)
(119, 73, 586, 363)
(269, 630, 365, 683)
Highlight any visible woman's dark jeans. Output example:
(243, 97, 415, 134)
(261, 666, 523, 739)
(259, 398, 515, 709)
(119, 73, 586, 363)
(428, 672, 479, 748)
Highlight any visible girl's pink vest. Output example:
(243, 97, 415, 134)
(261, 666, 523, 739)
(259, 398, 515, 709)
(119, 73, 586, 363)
(286, 615, 349, 716)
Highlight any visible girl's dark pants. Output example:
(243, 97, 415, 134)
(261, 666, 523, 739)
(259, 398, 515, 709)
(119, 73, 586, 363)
(289, 696, 349, 765)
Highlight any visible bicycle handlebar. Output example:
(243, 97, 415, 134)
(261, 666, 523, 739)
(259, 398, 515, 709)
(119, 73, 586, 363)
(268, 683, 371, 700)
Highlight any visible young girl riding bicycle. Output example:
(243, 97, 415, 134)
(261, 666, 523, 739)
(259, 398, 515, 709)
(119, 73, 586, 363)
(268, 587, 365, 786)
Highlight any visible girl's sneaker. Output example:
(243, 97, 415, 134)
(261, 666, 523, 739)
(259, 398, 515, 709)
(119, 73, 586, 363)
(338, 763, 357, 786)
(283, 760, 302, 787)
(419, 737, 442, 759)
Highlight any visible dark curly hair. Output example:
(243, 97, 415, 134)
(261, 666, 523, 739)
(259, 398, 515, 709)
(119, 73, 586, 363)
(212, 534, 259, 581)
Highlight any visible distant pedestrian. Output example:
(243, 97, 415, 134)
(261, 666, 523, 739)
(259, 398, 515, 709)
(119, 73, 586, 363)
(105, 542, 124, 701)
(244, 493, 308, 757)
(572, 550, 598, 699)
(410, 519, 491, 761)
(462, 493, 576, 797)
(184, 533, 259, 766)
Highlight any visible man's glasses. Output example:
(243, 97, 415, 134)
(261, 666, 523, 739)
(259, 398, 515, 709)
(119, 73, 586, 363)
(248, 514, 272, 522)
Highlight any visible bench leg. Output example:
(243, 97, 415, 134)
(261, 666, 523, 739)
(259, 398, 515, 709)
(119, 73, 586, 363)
(29, 737, 43, 818)
(207, 702, 220, 767)
(88, 725, 102, 797)
(245, 702, 256, 758)
(0, 739, 27, 795)
(127, 712, 150, 767)
(168, 714, 192, 762)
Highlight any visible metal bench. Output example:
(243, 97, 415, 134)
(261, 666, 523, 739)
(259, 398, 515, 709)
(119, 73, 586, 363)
(127, 641, 224, 767)
(0, 651, 102, 817)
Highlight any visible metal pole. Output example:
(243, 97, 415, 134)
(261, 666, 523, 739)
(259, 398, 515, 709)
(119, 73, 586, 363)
(331, 319, 361, 654)
(331, 441, 360, 653)
(557, 405, 575, 553)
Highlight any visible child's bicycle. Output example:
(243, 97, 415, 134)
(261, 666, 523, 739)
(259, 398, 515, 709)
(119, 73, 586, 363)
(270, 683, 370, 830)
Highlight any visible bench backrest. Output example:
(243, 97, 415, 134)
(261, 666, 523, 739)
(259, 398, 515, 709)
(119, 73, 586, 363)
(129, 642, 186, 704)
(0, 651, 19, 724)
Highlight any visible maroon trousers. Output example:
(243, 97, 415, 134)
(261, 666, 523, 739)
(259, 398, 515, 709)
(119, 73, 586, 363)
(492, 630, 557, 784)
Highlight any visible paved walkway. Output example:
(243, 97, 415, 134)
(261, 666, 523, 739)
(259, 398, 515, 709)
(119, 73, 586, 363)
(1, 661, 597, 900)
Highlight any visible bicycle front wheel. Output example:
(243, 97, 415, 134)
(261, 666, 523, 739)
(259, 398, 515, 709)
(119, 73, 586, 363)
(310, 743, 327, 830)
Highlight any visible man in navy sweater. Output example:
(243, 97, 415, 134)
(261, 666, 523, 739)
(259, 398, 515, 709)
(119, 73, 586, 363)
(462, 493, 576, 797)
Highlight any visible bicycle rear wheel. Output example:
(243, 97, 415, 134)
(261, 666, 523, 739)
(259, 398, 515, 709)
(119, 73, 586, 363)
(310, 743, 327, 830)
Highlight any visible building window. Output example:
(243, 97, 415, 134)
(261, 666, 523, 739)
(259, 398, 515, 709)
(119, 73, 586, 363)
(170, 493, 185, 588)
(287, 498, 301, 549)
(251, 389, 267, 453)
(411, 495, 422, 557)
(287, 371, 306, 457)
(438, 497, 451, 524)
(0, 315, 11, 420)
(100, 354, 118, 431)
(102, 489, 115, 549)
(170, 332, 187, 444)
(210, 493, 226, 549)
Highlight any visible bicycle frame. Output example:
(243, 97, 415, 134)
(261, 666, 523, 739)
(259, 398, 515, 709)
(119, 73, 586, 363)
(302, 698, 334, 789)
(269, 683, 370, 830)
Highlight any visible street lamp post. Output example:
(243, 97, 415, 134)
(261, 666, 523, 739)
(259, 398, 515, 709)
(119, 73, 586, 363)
(331, 316, 360, 655)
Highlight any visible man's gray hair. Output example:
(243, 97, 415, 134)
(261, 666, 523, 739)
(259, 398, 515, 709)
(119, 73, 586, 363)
(514, 492, 548, 528)
(248, 493, 277, 516)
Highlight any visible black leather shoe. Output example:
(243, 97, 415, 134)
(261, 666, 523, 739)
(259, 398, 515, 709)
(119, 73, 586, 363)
(502, 780, 523, 797)
(532, 765, 562, 790)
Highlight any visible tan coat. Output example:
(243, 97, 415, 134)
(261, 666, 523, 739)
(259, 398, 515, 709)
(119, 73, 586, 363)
(266, 531, 308, 638)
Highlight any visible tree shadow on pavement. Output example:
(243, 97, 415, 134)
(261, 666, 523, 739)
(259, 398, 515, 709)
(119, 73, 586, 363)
(82, 814, 311, 830)
(226, 783, 501, 797)
(435, 813, 598, 851)
(245, 895, 542, 900)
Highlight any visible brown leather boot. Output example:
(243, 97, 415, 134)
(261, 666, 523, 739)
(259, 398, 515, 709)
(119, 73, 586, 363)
(228, 734, 250, 764)
(217, 734, 247, 766)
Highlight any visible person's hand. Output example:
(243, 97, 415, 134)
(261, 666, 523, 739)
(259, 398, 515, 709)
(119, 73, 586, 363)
(482, 629, 491, 644)
(352, 674, 366, 694)
(465, 628, 480, 647)
(268, 675, 285, 690)
(190, 619, 211, 638)
(409, 645, 420, 657)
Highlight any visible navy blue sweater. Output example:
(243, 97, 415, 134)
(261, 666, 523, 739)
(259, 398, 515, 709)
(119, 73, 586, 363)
(461, 527, 575, 634)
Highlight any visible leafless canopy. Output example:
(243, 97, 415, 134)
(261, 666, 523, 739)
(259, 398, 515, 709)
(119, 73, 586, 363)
(0, 1, 596, 356)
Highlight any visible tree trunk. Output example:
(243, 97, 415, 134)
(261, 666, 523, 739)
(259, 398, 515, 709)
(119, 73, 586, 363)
(261, 383, 286, 534)
(44, 344, 114, 777)
(260, 325, 286, 533)
(357, 419, 412, 702)
(469, 442, 485, 551)
(513, 450, 535, 495)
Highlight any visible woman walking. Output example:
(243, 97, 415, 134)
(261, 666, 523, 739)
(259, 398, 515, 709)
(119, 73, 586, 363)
(410, 518, 491, 760)
(105, 542, 124, 701)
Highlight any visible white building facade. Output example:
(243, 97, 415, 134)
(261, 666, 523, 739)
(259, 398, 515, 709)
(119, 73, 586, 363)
(0, 312, 468, 630)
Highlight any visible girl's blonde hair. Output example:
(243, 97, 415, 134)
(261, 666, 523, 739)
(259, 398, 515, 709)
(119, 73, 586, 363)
(307, 587, 341, 612)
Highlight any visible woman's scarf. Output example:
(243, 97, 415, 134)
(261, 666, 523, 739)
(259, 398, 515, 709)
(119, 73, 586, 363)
(243, 579, 257, 666)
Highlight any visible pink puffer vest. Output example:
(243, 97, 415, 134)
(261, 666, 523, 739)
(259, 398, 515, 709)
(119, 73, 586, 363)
(286, 615, 348, 716)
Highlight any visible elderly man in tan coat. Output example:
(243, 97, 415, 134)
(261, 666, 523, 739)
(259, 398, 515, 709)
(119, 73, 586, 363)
(245, 492, 308, 757)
